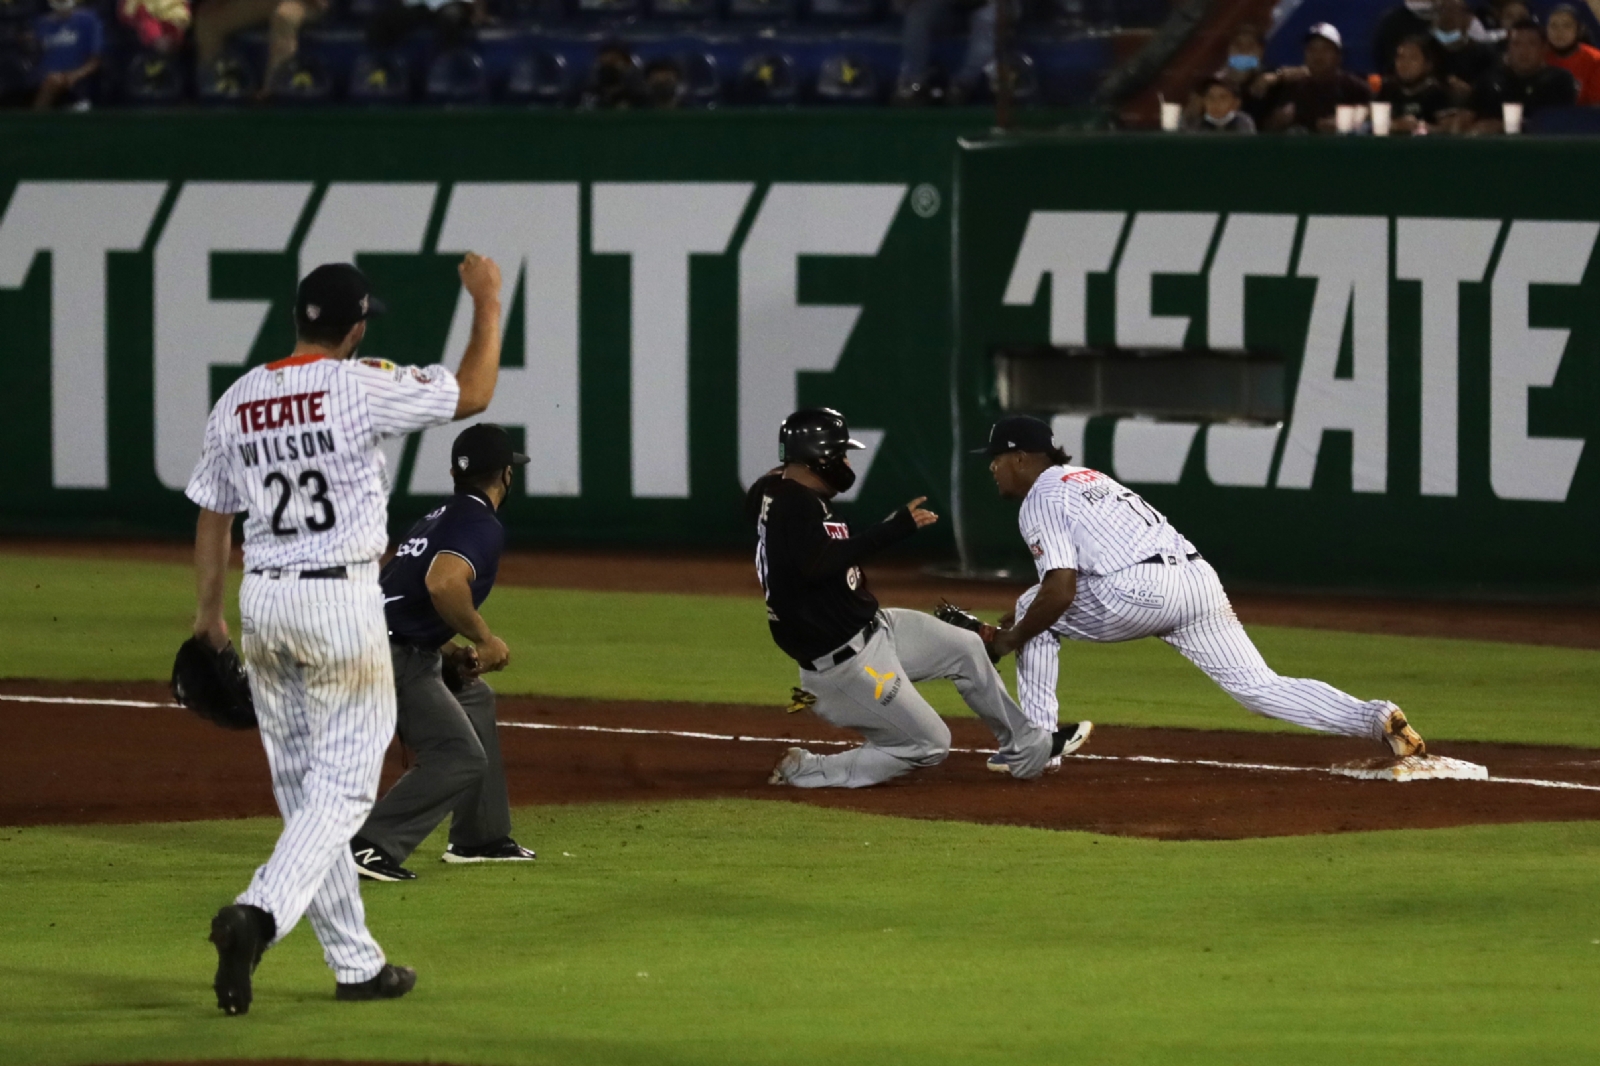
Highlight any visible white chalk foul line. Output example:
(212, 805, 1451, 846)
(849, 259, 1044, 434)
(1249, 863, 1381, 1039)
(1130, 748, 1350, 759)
(7, 692, 1600, 794)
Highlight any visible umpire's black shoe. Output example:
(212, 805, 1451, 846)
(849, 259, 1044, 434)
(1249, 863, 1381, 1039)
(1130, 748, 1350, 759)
(336, 963, 418, 1002)
(351, 837, 416, 882)
(210, 903, 275, 1016)
(441, 837, 537, 863)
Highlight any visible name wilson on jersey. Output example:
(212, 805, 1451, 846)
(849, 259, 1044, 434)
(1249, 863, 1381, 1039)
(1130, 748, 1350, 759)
(232, 391, 338, 469)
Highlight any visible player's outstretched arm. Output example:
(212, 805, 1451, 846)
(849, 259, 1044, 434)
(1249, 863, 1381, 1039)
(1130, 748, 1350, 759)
(453, 253, 503, 419)
(797, 497, 929, 582)
(990, 567, 1077, 659)
(424, 552, 510, 672)
(193, 509, 235, 650)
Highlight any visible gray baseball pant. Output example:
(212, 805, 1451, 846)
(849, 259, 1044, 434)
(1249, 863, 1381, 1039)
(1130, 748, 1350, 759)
(785, 608, 1053, 788)
(356, 644, 513, 861)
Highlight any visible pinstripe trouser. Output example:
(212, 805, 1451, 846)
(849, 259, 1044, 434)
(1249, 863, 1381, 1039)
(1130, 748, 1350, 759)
(237, 562, 392, 985)
(1014, 559, 1394, 744)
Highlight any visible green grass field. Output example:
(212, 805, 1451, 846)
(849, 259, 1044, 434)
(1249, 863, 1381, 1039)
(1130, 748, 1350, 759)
(2, 551, 1598, 1065)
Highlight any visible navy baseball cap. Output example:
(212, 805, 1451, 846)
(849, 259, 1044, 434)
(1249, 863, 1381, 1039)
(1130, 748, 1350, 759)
(295, 263, 386, 339)
(452, 423, 530, 479)
(974, 415, 1057, 456)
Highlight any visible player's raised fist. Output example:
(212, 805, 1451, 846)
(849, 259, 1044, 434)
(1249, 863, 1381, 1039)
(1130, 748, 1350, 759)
(906, 497, 939, 528)
(458, 253, 502, 303)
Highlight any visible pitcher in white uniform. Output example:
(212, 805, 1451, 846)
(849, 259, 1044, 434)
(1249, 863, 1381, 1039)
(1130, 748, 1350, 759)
(186, 254, 503, 1015)
(976, 416, 1427, 765)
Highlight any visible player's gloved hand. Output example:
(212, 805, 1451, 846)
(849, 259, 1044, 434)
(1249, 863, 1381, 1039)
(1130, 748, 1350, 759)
(474, 633, 511, 673)
(933, 599, 1001, 663)
(439, 644, 481, 693)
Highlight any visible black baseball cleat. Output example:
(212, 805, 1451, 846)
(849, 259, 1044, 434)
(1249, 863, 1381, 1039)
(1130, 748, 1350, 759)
(351, 837, 416, 882)
(336, 963, 418, 1002)
(210, 903, 275, 1016)
(441, 837, 537, 863)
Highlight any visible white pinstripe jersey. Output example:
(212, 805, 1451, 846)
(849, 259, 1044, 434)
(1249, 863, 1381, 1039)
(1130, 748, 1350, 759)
(1019, 465, 1194, 579)
(185, 353, 461, 571)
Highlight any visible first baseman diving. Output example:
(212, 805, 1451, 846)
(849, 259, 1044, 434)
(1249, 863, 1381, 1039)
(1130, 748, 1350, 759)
(973, 415, 1426, 761)
(186, 254, 504, 1014)
(750, 408, 1078, 789)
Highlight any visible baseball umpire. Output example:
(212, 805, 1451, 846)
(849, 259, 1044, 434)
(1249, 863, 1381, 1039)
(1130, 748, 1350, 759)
(348, 422, 535, 882)
(750, 407, 1072, 788)
(968, 414, 1426, 761)
(186, 253, 504, 1015)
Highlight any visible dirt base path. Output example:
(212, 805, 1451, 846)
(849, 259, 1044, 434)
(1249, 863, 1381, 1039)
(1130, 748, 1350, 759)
(4, 681, 1596, 840)
(6, 538, 1597, 649)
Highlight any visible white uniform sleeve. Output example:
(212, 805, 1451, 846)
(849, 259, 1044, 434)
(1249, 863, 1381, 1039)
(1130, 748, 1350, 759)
(185, 405, 244, 514)
(355, 359, 462, 440)
(1020, 484, 1079, 572)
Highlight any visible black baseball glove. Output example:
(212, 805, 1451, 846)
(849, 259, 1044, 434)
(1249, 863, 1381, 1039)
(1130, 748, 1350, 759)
(170, 637, 257, 730)
(933, 599, 1001, 663)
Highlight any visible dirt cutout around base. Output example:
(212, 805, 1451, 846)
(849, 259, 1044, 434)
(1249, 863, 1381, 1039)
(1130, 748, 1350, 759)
(4, 681, 1597, 840)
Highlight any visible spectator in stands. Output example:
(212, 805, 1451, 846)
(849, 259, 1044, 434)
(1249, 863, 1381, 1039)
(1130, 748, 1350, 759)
(642, 57, 683, 108)
(1261, 23, 1372, 133)
(30, 0, 103, 110)
(194, 0, 326, 92)
(581, 42, 643, 109)
(1465, 17, 1578, 131)
(1187, 76, 1255, 132)
(1377, 35, 1456, 130)
(1545, 4, 1600, 104)
(1185, 23, 1272, 126)
(368, 0, 487, 56)
(1375, 0, 1436, 75)
(1430, 0, 1498, 102)
(118, 0, 190, 52)
(895, 0, 1008, 105)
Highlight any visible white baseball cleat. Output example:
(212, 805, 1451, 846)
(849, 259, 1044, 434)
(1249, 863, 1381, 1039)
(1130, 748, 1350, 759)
(768, 746, 807, 785)
(987, 722, 1093, 775)
(1383, 709, 1426, 758)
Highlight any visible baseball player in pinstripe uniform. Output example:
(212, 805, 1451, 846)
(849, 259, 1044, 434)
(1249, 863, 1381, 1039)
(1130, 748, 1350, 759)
(977, 416, 1427, 767)
(187, 254, 504, 1015)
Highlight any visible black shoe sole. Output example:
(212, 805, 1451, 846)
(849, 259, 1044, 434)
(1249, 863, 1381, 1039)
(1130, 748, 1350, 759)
(210, 908, 258, 1016)
(335, 965, 418, 1002)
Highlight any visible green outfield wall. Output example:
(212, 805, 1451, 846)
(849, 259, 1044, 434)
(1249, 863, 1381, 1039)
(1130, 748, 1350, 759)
(0, 116, 1594, 595)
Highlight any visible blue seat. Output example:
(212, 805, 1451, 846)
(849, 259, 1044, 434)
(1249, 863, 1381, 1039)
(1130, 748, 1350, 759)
(0, 46, 34, 99)
(726, 0, 796, 21)
(122, 50, 184, 105)
(502, 48, 569, 103)
(806, 0, 878, 23)
(344, 0, 387, 20)
(644, 0, 716, 20)
(679, 50, 719, 105)
(571, 0, 641, 20)
(1526, 105, 1600, 135)
(270, 55, 334, 102)
(813, 51, 876, 102)
(735, 50, 796, 103)
(197, 51, 258, 104)
(0, 0, 37, 23)
(426, 46, 489, 102)
(348, 49, 410, 103)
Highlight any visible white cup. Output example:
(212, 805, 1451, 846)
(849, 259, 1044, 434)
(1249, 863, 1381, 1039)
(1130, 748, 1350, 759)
(1371, 101, 1392, 136)
(1160, 101, 1181, 131)
(1335, 104, 1355, 133)
(1502, 101, 1524, 134)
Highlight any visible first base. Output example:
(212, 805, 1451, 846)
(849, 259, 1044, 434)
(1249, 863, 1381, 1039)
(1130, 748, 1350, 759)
(1330, 755, 1489, 782)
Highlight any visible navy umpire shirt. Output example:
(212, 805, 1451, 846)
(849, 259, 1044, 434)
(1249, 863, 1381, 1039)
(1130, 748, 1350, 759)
(382, 489, 505, 648)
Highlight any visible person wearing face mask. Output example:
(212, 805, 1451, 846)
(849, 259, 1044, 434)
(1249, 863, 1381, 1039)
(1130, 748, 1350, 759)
(1377, 35, 1457, 131)
(29, 0, 104, 110)
(1466, 16, 1578, 131)
(1375, 0, 1437, 75)
(1185, 23, 1273, 126)
(749, 408, 1065, 789)
(1188, 76, 1256, 131)
(1431, 0, 1498, 102)
(1544, 4, 1600, 104)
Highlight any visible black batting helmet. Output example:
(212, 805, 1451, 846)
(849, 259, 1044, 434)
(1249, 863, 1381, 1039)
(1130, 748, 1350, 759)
(779, 408, 863, 464)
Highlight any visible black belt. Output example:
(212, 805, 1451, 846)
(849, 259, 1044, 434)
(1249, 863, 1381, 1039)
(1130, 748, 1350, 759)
(1137, 552, 1201, 566)
(248, 565, 348, 580)
(807, 615, 881, 672)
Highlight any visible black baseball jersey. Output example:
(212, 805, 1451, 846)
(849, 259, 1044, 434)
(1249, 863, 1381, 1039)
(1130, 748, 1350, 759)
(749, 474, 916, 664)
(382, 489, 504, 648)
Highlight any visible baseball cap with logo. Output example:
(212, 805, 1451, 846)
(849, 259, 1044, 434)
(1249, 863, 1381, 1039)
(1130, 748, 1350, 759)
(451, 423, 531, 480)
(974, 415, 1058, 457)
(1305, 21, 1342, 48)
(295, 263, 386, 340)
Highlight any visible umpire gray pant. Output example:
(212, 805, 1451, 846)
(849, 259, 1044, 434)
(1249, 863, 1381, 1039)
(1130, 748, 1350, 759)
(357, 643, 513, 861)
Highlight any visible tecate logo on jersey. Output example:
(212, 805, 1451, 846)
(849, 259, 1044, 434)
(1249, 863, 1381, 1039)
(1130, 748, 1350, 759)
(234, 392, 327, 434)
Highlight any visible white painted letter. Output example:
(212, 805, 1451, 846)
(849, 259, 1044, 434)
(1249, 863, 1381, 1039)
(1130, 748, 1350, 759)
(153, 182, 313, 490)
(1114, 211, 1217, 348)
(1489, 220, 1594, 502)
(737, 183, 905, 489)
(592, 182, 752, 498)
(412, 183, 582, 497)
(1001, 211, 1126, 347)
(1276, 216, 1390, 493)
(1207, 214, 1297, 349)
(1395, 218, 1499, 498)
(0, 182, 167, 489)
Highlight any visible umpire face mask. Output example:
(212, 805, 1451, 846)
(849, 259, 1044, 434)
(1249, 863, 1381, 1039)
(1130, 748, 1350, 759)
(811, 455, 856, 495)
